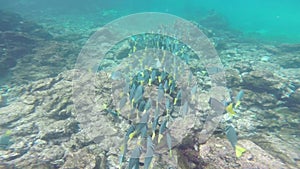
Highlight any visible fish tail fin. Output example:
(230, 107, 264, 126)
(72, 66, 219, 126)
(169, 150, 173, 158)
(151, 132, 156, 140)
(235, 145, 246, 158)
(158, 134, 163, 143)
(235, 101, 241, 108)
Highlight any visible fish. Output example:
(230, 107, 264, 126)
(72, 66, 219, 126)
(234, 90, 244, 108)
(173, 66, 179, 81)
(169, 80, 176, 94)
(129, 111, 149, 140)
(125, 125, 136, 142)
(106, 109, 120, 117)
(158, 119, 168, 143)
(225, 125, 246, 158)
(164, 80, 169, 93)
(149, 69, 157, 86)
(190, 85, 197, 101)
(225, 125, 237, 148)
(209, 97, 225, 114)
(161, 71, 168, 81)
(156, 84, 164, 108)
(128, 147, 142, 169)
(183, 53, 190, 64)
(137, 72, 145, 85)
(0, 130, 13, 150)
(225, 103, 236, 117)
(129, 83, 137, 102)
(143, 70, 150, 84)
(111, 71, 123, 80)
(123, 81, 130, 95)
(160, 71, 167, 83)
(132, 85, 144, 106)
(165, 97, 171, 118)
(133, 45, 137, 53)
(144, 137, 155, 169)
(152, 107, 160, 140)
(166, 132, 173, 157)
(173, 90, 181, 105)
(181, 101, 189, 116)
(138, 100, 146, 112)
(143, 99, 152, 113)
(119, 141, 128, 168)
(188, 71, 193, 86)
(118, 96, 127, 112)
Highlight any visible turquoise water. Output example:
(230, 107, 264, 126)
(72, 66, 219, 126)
(0, 1, 300, 169)
(1, 0, 300, 43)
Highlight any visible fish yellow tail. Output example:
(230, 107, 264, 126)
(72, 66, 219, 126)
(235, 145, 246, 158)
(158, 134, 163, 143)
(234, 101, 241, 108)
(151, 132, 156, 140)
(226, 103, 236, 116)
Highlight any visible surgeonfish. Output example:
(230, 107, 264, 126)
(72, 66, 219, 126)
(119, 141, 128, 168)
(188, 71, 193, 86)
(225, 103, 236, 117)
(128, 147, 142, 169)
(125, 125, 136, 142)
(156, 84, 164, 108)
(129, 111, 149, 140)
(143, 99, 152, 113)
(164, 80, 169, 93)
(129, 83, 137, 102)
(0, 130, 13, 150)
(111, 71, 123, 80)
(181, 101, 189, 116)
(152, 107, 160, 140)
(234, 90, 244, 108)
(225, 125, 246, 158)
(149, 69, 157, 86)
(225, 90, 244, 116)
(144, 137, 155, 169)
(160, 71, 167, 83)
(169, 80, 176, 94)
(132, 85, 144, 106)
(118, 96, 127, 112)
(119, 125, 135, 169)
(166, 132, 173, 157)
(158, 119, 168, 143)
(190, 85, 197, 101)
(165, 98, 171, 118)
(173, 90, 181, 105)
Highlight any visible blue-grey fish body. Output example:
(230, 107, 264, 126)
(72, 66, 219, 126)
(128, 147, 141, 169)
(225, 125, 237, 149)
(144, 137, 155, 169)
(235, 90, 244, 102)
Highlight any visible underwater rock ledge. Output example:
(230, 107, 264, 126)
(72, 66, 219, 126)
(0, 69, 298, 169)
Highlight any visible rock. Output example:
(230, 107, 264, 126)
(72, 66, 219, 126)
(0, 10, 55, 79)
(0, 102, 34, 126)
(232, 61, 253, 74)
(196, 136, 291, 169)
(267, 44, 300, 69)
(277, 43, 300, 52)
(0, 10, 52, 39)
(245, 90, 278, 108)
(238, 139, 291, 169)
(241, 69, 292, 100)
(289, 87, 300, 106)
(62, 148, 97, 169)
(0, 94, 7, 107)
(225, 69, 242, 88)
(250, 134, 300, 169)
